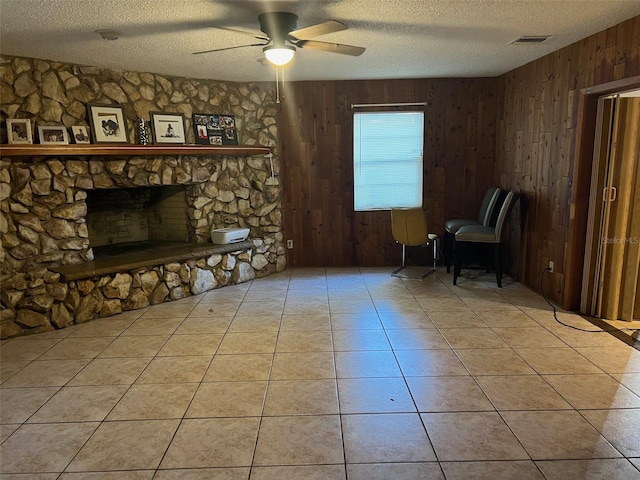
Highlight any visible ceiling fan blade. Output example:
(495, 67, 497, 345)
(289, 20, 346, 40)
(298, 40, 365, 56)
(211, 26, 269, 42)
(193, 42, 266, 55)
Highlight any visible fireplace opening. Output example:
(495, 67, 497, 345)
(86, 185, 190, 259)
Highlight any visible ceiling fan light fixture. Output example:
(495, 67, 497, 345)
(263, 45, 295, 66)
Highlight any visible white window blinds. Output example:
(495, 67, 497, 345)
(353, 111, 424, 211)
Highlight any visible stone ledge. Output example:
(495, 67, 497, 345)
(52, 240, 257, 281)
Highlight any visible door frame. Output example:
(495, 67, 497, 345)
(563, 75, 640, 311)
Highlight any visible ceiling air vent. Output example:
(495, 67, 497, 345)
(510, 36, 551, 44)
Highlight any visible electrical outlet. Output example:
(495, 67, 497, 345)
(548, 260, 554, 273)
(287, 239, 294, 249)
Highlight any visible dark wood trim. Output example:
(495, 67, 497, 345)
(563, 74, 640, 310)
(0, 144, 270, 157)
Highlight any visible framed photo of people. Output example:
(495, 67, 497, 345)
(6, 118, 33, 144)
(150, 112, 186, 144)
(192, 113, 238, 145)
(71, 126, 91, 144)
(88, 104, 128, 143)
(38, 125, 69, 145)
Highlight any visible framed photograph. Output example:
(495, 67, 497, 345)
(88, 104, 128, 143)
(6, 118, 33, 144)
(150, 112, 186, 144)
(38, 125, 69, 145)
(220, 114, 238, 145)
(71, 126, 91, 144)
(193, 113, 237, 145)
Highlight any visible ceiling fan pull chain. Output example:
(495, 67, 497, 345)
(281, 66, 286, 101)
(275, 66, 280, 104)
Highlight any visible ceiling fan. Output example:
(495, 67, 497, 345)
(193, 11, 365, 66)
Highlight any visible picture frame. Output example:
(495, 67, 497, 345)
(150, 112, 186, 144)
(192, 113, 238, 146)
(71, 126, 91, 144)
(88, 104, 128, 144)
(6, 118, 33, 144)
(38, 125, 69, 145)
(220, 114, 238, 145)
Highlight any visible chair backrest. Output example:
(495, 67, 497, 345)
(487, 189, 508, 228)
(493, 191, 519, 241)
(391, 208, 429, 246)
(478, 187, 502, 225)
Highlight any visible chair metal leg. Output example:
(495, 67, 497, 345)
(433, 237, 437, 270)
(391, 244, 407, 275)
(402, 243, 407, 267)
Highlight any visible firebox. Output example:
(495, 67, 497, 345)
(86, 185, 189, 257)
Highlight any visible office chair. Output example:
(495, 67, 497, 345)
(391, 208, 437, 279)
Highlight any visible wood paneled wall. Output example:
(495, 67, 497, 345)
(495, 15, 640, 305)
(279, 78, 498, 267)
(278, 15, 640, 306)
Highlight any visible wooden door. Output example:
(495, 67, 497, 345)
(582, 95, 640, 321)
(581, 97, 615, 315)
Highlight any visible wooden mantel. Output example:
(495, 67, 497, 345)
(0, 144, 271, 157)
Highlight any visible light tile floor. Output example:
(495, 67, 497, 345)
(1, 267, 640, 479)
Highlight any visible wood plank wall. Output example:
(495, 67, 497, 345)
(278, 78, 498, 267)
(495, 15, 640, 304)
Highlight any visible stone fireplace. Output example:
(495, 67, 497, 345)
(0, 53, 285, 338)
(0, 152, 285, 338)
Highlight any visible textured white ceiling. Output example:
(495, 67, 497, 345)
(1, 0, 639, 83)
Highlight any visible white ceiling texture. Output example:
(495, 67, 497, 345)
(1, 0, 639, 83)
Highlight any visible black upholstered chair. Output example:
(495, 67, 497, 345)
(444, 187, 502, 272)
(453, 191, 519, 288)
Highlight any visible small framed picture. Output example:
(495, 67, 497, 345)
(88, 104, 128, 143)
(38, 125, 69, 145)
(6, 118, 33, 144)
(150, 112, 186, 144)
(220, 114, 238, 145)
(71, 126, 91, 144)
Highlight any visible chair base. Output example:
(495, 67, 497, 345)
(453, 242, 503, 287)
(391, 240, 437, 279)
(391, 265, 435, 279)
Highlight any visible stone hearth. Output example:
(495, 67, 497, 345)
(0, 153, 285, 338)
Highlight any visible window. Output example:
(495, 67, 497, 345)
(353, 111, 424, 211)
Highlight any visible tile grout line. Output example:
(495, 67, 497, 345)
(58, 297, 199, 475)
(364, 267, 446, 473)
(247, 268, 291, 475)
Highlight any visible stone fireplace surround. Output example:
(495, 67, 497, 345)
(0, 53, 286, 338)
(0, 151, 285, 338)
